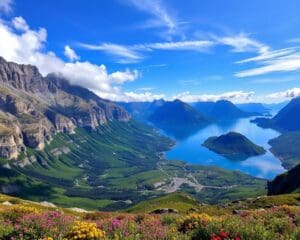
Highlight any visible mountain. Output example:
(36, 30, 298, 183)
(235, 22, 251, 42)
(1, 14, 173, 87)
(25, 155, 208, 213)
(236, 103, 270, 115)
(263, 101, 288, 114)
(192, 100, 255, 121)
(191, 101, 215, 116)
(117, 99, 165, 121)
(272, 97, 300, 131)
(203, 132, 266, 160)
(268, 132, 300, 170)
(268, 164, 300, 195)
(148, 100, 211, 138)
(254, 97, 300, 131)
(209, 100, 253, 121)
(0, 57, 130, 159)
(149, 99, 210, 126)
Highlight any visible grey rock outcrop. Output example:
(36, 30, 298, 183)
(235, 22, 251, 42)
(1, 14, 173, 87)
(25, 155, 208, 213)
(0, 57, 130, 159)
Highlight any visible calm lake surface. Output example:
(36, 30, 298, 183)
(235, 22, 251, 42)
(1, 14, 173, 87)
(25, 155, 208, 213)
(165, 117, 285, 179)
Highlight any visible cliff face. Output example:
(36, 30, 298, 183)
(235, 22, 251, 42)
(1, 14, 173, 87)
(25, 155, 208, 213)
(0, 57, 130, 159)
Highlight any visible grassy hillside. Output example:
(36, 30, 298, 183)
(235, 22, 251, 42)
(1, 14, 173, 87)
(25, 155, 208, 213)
(126, 192, 199, 213)
(269, 131, 300, 170)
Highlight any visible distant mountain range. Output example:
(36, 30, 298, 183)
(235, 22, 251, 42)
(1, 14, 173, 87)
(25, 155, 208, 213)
(208, 100, 255, 121)
(120, 99, 261, 127)
(203, 131, 266, 160)
(253, 97, 300, 131)
(117, 99, 165, 121)
(148, 100, 211, 139)
(236, 103, 270, 115)
(149, 99, 210, 126)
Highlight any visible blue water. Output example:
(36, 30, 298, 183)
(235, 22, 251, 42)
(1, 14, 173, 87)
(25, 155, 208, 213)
(165, 117, 285, 179)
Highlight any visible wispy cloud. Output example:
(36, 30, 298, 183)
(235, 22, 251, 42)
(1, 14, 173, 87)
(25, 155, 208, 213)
(127, 0, 178, 36)
(78, 42, 143, 64)
(136, 87, 155, 91)
(64, 45, 80, 62)
(172, 91, 255, 103)
(235, 50, 300, 77)
(79, 40, 214, 63)
(80, 33, 270, 64)
(0, 0, 13, 14)
(236, 47, 297, 64)
(287, 38, 300, 43)
(216, 33, 269, 54)
(266, 88, 300, 99)
(139, 40, 214, 51)
(250, 76, 298, 84)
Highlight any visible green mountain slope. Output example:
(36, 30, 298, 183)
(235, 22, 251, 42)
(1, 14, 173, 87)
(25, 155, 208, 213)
(268, 131, 300, 170)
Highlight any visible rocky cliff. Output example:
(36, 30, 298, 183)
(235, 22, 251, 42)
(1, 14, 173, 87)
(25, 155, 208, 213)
(0, 57, 130, 159)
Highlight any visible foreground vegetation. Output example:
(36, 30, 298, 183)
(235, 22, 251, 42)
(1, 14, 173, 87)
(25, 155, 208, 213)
(0, 193, 299, 239)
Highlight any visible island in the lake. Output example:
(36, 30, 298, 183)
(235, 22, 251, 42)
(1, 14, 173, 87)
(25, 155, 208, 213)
(203, 132, 266, 160)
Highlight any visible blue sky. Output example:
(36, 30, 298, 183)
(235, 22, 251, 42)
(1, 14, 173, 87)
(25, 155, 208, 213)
(1, 0, 300, 102)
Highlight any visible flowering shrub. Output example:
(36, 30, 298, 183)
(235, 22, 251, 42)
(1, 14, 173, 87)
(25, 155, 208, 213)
(3, 205, 40, 222)
(179, 213, 213, 232)
(65, 221, 105, 239)
(0, 203, 299, 239)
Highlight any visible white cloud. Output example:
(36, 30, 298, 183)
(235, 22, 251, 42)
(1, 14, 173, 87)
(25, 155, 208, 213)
(121, 91, 165, 102)
(79, 42, 143, 63)
(140, 40, 214, 51)
(12, 16, 28, 31)
(64, 45, 79, 62)
(108, 69, 139, 84)
(235, 52, 300, 77)
(236, 48, 296, 64)
(0, 16, 144, 101)
(79, 40, 214, 64)
(266, 88, 300, 100)
(0, 0, 13, 14)
(249, 76, 298, 84)
(216, 33, 269, 54)
(287, 38, 300, 43)
(172, 91, 255, 103)
(136, 87, 154, 91)
(80, 34, 270, 63)
(127, 0, 177, 34)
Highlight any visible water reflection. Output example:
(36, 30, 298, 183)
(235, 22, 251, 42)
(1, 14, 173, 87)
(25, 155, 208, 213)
(165, 117, 285, 179)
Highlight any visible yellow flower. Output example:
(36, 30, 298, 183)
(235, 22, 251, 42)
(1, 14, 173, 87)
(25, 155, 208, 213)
(65, 221, 105, 240)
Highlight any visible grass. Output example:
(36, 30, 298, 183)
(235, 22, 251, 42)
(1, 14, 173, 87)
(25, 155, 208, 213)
(126, 192, 200, 213)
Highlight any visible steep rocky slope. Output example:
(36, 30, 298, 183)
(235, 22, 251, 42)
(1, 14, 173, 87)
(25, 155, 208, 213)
(0, 57, 130, 159)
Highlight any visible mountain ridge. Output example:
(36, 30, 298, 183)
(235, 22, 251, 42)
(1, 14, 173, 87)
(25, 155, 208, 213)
(0, 57, 130, 159)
